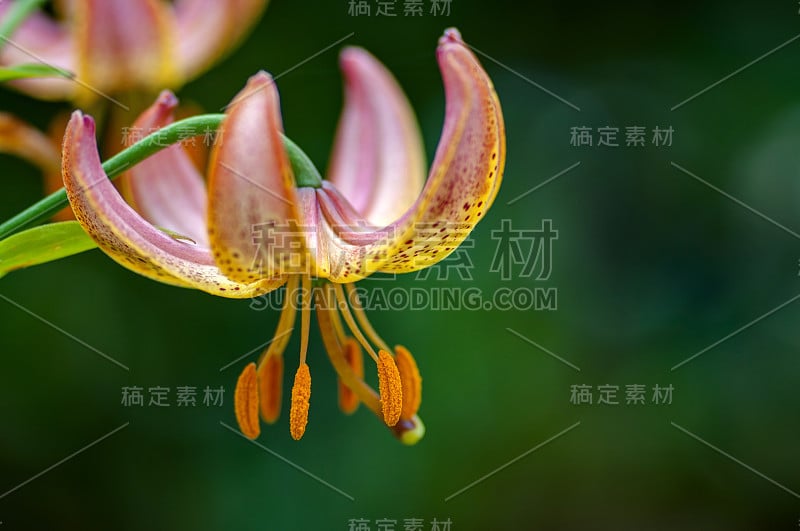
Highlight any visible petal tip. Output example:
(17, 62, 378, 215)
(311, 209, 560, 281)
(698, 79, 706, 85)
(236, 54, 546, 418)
(439, 27, 464, 46)
(338, 47, 383, 86)
(80, 114, 95, 135)
(156, 90, 179, 110)
(248, 70, 275, 88)
(224, 71, 277, 112)
(66, 110, 83, 127)
(339, 46, 368, 66)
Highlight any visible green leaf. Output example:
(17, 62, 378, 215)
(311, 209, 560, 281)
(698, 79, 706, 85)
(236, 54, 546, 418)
(0, 0, 47, 51)
(0, 63, 73, 82)
(0, 221, 97, 279)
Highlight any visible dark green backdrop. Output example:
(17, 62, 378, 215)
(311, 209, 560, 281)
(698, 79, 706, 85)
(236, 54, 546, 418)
(1, 1, 798, 529)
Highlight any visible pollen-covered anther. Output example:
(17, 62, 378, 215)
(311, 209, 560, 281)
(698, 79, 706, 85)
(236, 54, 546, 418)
(377, 350, 403, 427)
(234, 362, 260, 439)
(338, 337, 363, 415)
(394, 345, 422, 420)
(289, 362, 312, 440)
(257, 352, 283, 424)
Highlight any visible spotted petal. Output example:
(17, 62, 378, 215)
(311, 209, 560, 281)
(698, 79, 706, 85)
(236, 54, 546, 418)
(327, 47, 426, 227)
(303, 29, 505, 281)
(207, 72, 300, 282)
(62, 111, 284, 298)
(118, 91, 209, 247)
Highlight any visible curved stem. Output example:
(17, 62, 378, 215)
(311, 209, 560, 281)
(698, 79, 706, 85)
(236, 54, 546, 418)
(0, 114, 323, 240)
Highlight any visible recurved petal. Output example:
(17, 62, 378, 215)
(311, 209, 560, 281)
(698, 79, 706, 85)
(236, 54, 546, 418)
(207, 72, 300, 282)
(173, 0, 268, 81)
(118, 91, 209, 247)
(303, 29, 505, 281)
(327, 47, 426, 227)
(62, 111, 285, 298)
(73, 0, 176, 103)
(375, 28, 505, 273)
(0, 4, 74, 100)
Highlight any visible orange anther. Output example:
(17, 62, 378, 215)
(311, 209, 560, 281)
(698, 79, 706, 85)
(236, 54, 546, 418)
(289, 363, 311, 440)
(338, 338, 363, 414)
(395, 345, 422, 420)
(257, 352, 283, 423)
(377, 350, 402, 427)
(234, 362, 260, 439)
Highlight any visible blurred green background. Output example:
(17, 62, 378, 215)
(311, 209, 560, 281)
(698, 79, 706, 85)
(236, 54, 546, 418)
(1, 1, 799, 529)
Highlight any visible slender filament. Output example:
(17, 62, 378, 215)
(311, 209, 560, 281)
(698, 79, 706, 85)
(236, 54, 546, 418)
(316, 285, 382, 415)
(257, 275, 299, 365)
(344, 283, 391, 353)
(298, 275, 312, 365)
(332, 283, 378, 363)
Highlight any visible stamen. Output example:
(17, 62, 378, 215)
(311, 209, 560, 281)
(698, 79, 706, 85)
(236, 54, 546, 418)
(394, 345, 422, 420)
(332, 283, 378, 363)
(257, 275, 299, 365)
(299, 276, 312, 365)
(257, 353, 283, 423)
(330, 296, 347, 344)
(317, 285, 382, 416)
(289, 362, 311, 440)
(317, 286, 425, 443)
(344, 283, 391, 352)
(256, 275, 298, 423)
(338, 338, 363, 414)
(234, 362, 260, 439)
(377, 350, 403, 427)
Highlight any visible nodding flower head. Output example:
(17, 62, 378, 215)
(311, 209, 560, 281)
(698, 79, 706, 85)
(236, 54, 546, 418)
(61, 28, 505, 443)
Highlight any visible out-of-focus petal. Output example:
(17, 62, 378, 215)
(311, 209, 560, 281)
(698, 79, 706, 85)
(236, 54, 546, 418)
(0, 3, 74, 100)
(0, 113, 59, 172)
(173, 0, 268, 81)
(118, 91, 209, 246)
(300, 29, 505, 281)
(0, 112, 72, 220)
(327, 47, 425, 227)
(62, 111, 284, 298)
(73, 0, 176, 104)
(207, 72, 300, 282)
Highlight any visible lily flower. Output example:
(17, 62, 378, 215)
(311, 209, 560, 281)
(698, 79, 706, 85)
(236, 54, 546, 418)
(61, 28, 505, 444)
(0, 0, 268, 105)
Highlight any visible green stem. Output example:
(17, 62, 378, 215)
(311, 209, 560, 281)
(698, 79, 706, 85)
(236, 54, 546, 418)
(0, 0, 47, 47)
(286, 135, 323, 188)
(0, 113, 323, 240)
